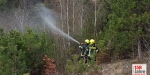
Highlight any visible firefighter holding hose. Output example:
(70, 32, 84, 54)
(77, 39, 99, 63)
(77, 39, 91, 63)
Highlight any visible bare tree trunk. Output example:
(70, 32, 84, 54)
(14, 0, 28, 33)
(138, 38, 142, 62)
(94, 0, 97, 37)
(60, 0, 63, 32)
(21, 9, 24, 33)
(60, 0, 66, 50)
(81, 0, 83, 30)
(132, 45, 135, 59)
(132, 37, 135, 59)
(67, 0, 70, 46)
(20, 0, 25, 33)
(60, 0, 63, 57)
(15, 7, 24, 33)
(72, 0, 75, 32)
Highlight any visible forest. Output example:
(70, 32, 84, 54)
(0, 0, 150, 75)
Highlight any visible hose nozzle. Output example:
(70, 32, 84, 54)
(78, 42, 83, 45)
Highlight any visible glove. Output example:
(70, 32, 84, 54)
(79, 46, 82, 48)
(96, 49, 99, 53)
(78, 42, 83, 45)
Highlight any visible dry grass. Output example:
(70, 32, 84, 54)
(100, 51, 150, 75)
(82, 51, 150, 75)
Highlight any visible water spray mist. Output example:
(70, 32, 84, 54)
(37, 4, 79, 44)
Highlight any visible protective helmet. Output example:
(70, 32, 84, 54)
(90, 39, 95, 44)
(85, 39, 90, 44)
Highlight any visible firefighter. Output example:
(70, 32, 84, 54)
(77, 39, 91, 63)
(89, 39, 99, 61)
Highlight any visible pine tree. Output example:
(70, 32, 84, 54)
(97, 0, 150, 61)
(0, 28, 55, 74)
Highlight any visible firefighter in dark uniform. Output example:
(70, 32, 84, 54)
(77, 39, 91, 63)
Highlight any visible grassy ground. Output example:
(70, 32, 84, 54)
(23, 73, 30, 75)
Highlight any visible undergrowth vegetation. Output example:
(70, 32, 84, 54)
(0, 28, 55, 75)
(65, 54, 102, 74)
